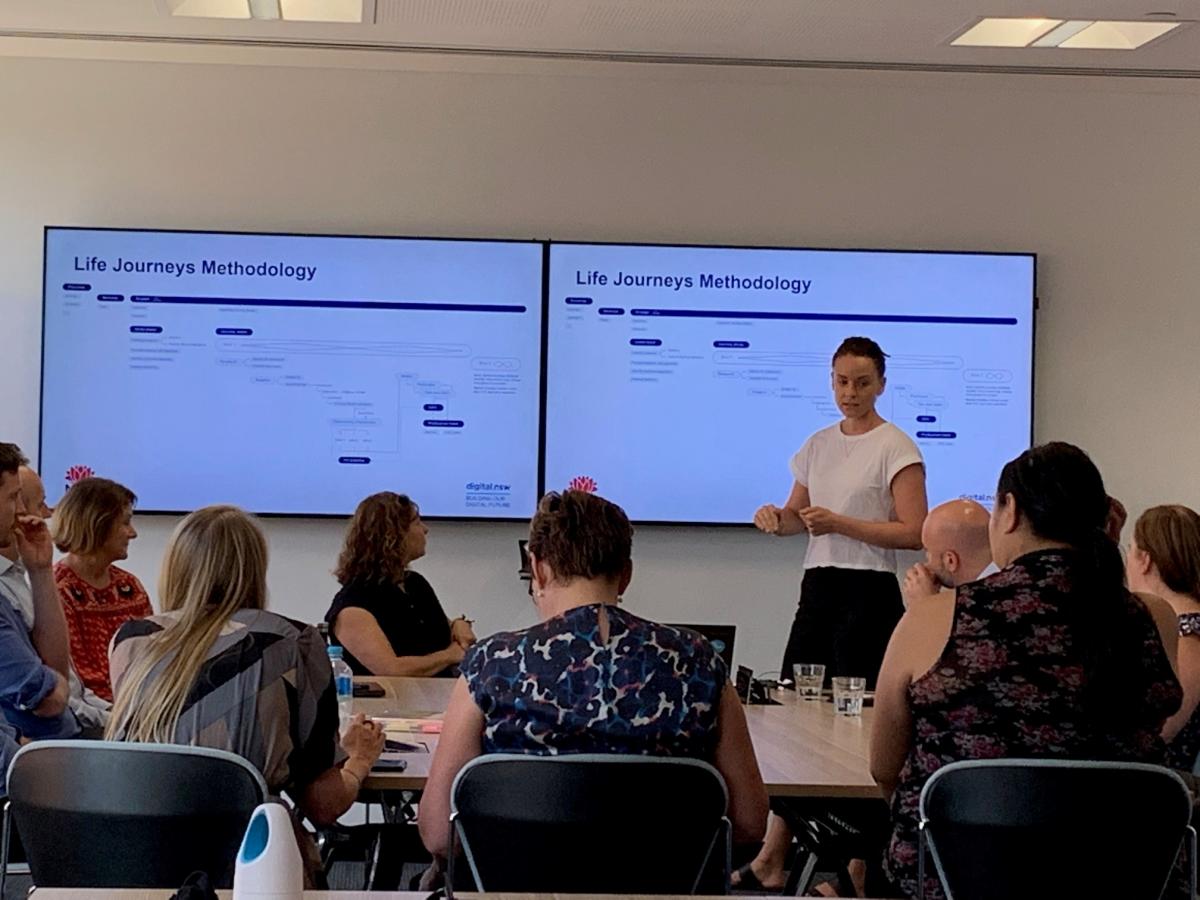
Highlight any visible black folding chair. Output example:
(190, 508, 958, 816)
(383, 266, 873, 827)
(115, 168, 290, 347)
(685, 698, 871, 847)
(918, 759, 1196, 900)
(447, 753, 731, 895)
(2, 740, 267, 891)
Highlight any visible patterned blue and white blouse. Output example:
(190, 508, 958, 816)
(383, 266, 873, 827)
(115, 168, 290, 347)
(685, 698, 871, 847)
(462, 603, 728, 758)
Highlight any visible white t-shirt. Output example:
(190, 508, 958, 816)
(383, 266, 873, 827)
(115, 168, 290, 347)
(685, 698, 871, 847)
(790, 421, 924, 573)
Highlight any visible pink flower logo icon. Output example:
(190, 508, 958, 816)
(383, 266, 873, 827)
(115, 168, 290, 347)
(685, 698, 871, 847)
(567, 475, 598, 493)
(65, 464, 95, 489)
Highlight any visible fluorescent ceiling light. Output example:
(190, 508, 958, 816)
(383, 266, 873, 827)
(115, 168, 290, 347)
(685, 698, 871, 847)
(169, 0, 249, 18)
(1030, 20, 1093, 47)
(167, 0, 365, 21)
(247, 0, 280, 19)
(280, 0, 365, 22)
(952, 18, 1063, 47)
(1057, 20, 1180, 49)
(953, 16, 1185, 49)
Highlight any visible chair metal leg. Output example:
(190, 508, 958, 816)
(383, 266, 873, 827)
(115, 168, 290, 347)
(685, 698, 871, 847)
(787, 849, 819, 896)
(1, 801, 11, 900)
(1187, 824, 1197, 900)
(693, 819, 730, 895)
(364, 829, 382, 891)
(722, 819, 732, 895)
(446, 818, 458, 900)
(917, 823, 926, 900)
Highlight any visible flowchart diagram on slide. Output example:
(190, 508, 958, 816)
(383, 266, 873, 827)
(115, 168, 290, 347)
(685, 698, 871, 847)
(42, 229, 543, 515)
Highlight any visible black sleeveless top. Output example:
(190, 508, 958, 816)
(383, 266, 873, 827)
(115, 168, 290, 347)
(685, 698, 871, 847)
(324, 571, 453, 676)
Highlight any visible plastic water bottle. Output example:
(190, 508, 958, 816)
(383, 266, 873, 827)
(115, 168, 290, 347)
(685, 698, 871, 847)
(327, 645, 354, 731)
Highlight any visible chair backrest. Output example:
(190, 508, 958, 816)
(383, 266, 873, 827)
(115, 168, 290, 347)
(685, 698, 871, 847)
(448, 753, 731, 895)
(6, 740, 268, 888)
(918, 759, 1195, 900)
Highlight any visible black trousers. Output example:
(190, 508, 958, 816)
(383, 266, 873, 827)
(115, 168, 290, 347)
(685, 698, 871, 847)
(779, 566, 904, 690)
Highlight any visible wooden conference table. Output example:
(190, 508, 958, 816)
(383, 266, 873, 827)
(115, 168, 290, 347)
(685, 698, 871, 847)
(356, 677, 878, 799)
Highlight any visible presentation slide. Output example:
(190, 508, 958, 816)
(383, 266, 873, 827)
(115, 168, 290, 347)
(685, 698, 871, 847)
(545, 243, 1035, 524)
(42, 228, 543, 517)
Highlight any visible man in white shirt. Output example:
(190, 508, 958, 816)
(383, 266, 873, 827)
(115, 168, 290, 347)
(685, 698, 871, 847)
(0, 443, 75, 745)
(0, 451, 111, 731)
(0, 454, 40, 627)
(0, 458, 49, 627)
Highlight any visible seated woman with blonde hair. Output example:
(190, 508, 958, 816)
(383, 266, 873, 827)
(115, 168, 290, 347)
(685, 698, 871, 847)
(108, 506, 383, 829)
(325, 492, 474, 678)
(419, 490, 769, 860)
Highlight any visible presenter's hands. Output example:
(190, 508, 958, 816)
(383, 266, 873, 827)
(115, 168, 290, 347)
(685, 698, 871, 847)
(753, 504, 784, 534)
(902, 563, 940, 608)
(798, 507, 842, 536)
(14, 515, 54, 571)
(450, 618, 477, 648)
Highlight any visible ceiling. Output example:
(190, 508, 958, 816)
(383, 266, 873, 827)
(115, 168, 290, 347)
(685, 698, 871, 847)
(2, 0, 1200, 75)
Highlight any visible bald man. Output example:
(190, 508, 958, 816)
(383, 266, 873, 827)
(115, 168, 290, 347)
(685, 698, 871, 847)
(918, 498, 997, 592)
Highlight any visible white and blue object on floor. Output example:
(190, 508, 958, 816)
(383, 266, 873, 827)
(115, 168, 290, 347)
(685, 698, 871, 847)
(232, 802, 302, 900)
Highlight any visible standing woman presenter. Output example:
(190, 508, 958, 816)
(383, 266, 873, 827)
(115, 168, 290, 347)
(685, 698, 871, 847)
(755, 336, 927, 685)
(737, 336, 926, 895)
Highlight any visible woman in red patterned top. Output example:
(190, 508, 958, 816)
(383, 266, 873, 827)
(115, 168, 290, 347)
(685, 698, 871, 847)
(52, 477, 151, 702)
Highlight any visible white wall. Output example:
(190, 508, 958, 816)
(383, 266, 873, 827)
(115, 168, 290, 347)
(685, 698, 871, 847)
(2, 47, 1199, 672)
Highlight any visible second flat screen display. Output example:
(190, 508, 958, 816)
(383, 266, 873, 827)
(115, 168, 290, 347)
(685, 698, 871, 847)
(544, 242, 1035, 524)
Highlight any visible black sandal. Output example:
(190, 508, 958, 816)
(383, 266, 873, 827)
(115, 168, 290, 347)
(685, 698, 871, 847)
(731, 862, 783, 893)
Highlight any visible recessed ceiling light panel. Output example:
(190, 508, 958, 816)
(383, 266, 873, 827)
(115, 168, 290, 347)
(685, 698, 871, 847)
(164, 0, 368, 22)
(167, 0, 250, 18)
(1029, 20, 1092, 47)
(247, 0, 281, 19)
(1057, 20, 1180, 49)
(951, 17, 1063, 47)
(280, 0, 365, 22)
(951, 15, 1186, 49)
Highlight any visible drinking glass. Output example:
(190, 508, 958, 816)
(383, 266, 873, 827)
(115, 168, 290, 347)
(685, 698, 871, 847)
(792, 663, 826, 701)
(832, 676, 866, 716)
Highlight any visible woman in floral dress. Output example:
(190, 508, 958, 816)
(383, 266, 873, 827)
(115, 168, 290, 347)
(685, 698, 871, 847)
(871, 442, 1181, 899)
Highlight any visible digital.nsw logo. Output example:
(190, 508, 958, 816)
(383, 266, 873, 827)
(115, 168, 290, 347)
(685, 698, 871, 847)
(465, 481, 511, 493)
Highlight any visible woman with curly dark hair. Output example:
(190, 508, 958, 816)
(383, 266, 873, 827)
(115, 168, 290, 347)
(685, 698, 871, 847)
(324, 492, 474, 677)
